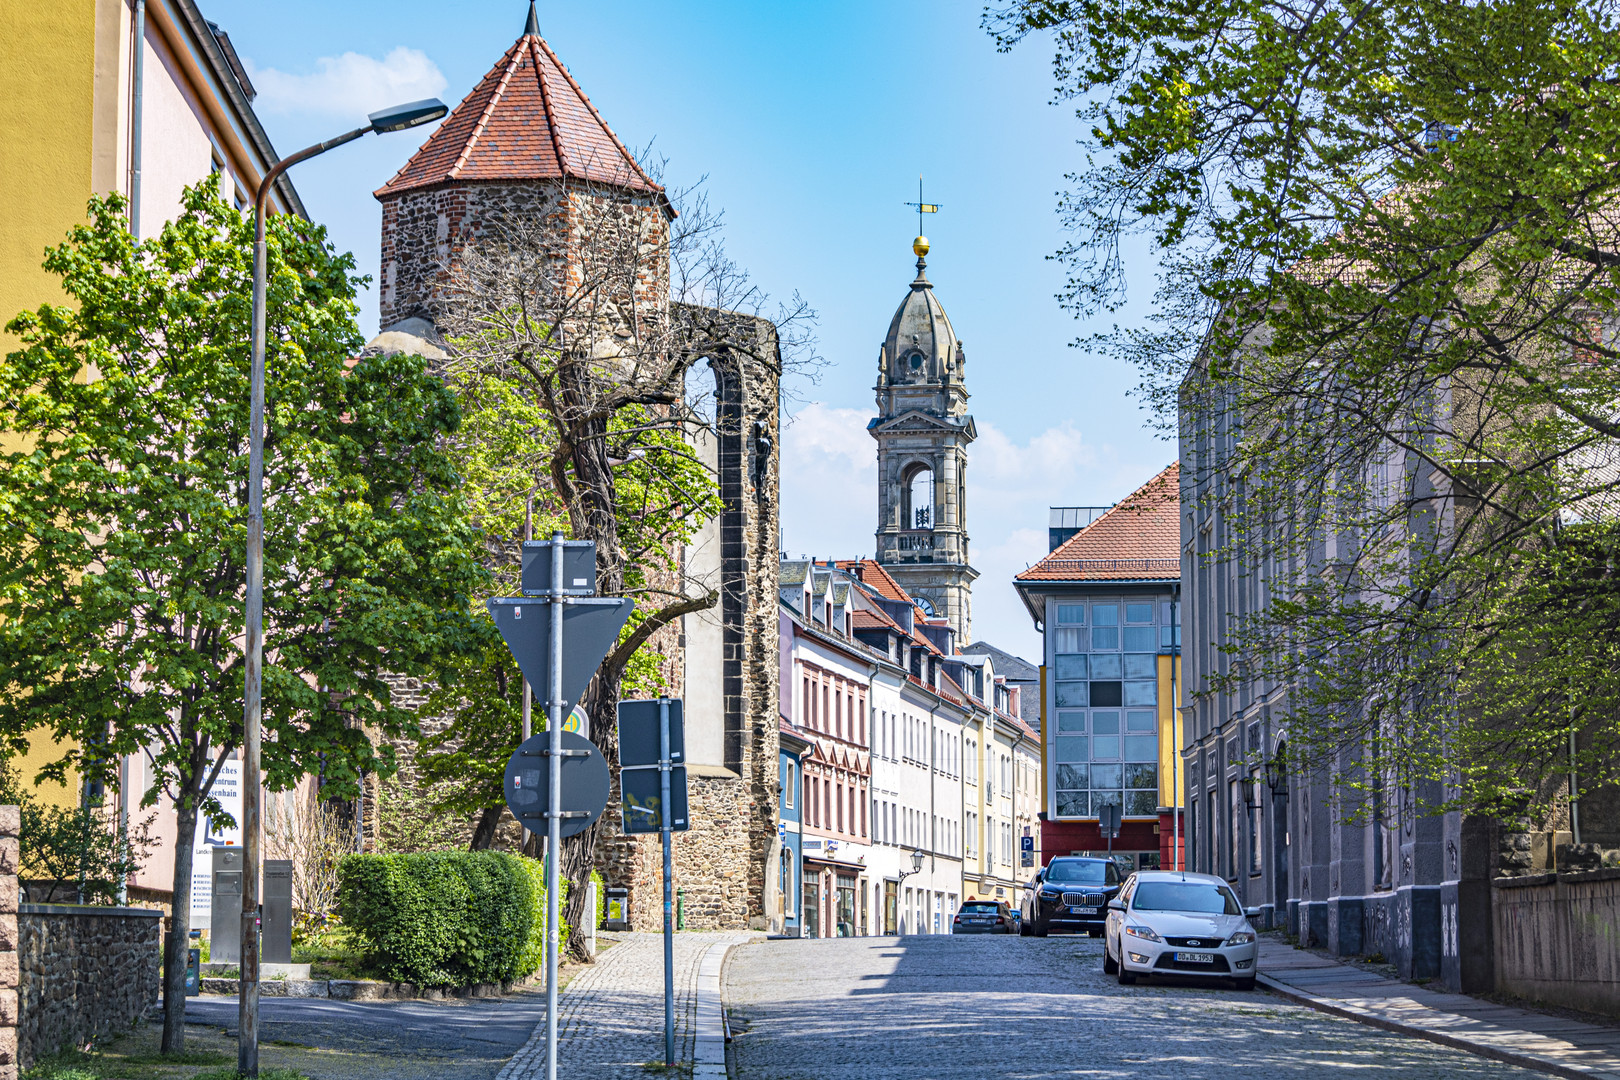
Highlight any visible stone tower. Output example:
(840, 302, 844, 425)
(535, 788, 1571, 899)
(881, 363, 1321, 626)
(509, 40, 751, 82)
(368, 5, 783, 933)
(871, 236, 978, 639)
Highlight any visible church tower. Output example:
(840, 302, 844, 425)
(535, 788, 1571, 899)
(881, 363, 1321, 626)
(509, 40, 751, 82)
(871, 235, 978, 639)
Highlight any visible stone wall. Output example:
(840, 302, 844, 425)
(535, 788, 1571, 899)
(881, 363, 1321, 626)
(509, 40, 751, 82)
(1494, 868, 1620, 1017)
(0, 808, 17, 1080)
(17, 904, 162, 1067)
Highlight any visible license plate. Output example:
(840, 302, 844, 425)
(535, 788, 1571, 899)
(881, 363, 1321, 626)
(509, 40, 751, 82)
(1071, 906, 1097, 915)
(1175, 951, 1216, 964)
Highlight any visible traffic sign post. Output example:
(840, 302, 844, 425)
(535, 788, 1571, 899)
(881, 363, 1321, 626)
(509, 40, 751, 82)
(503, 730, 610, 839)
(1099, 803, 1122, 859)
(617, 698, 688, 1067)
(489, 534, 632, 1080)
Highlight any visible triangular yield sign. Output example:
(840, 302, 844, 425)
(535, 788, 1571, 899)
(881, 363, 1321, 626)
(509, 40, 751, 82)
(487, 597, 635, 711)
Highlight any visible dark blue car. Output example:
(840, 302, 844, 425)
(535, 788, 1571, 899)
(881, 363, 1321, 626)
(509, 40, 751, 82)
(1020, 856, 1123, 937)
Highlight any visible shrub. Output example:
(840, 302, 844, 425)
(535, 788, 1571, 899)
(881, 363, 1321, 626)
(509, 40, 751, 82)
(337, 850, 564, 988)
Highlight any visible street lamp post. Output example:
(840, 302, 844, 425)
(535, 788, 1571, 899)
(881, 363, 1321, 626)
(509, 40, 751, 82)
(895, 849, 925, 933)
(238, 98, 446, 1078)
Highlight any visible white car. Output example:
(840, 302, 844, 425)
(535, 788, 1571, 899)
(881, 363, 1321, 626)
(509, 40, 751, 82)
(1103, 870, 1260, 989)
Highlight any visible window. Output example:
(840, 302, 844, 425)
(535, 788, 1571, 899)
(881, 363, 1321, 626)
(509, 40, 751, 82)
(809, 778, 819, 826)
(1227, 779, 1241, 879)
(785, 762, 796, 809)
(1052, 595, 1166, 819)
(1249, 773, 1263, 874)
(835, 690, 842, 740)
(862, 795, 868, 837)
(804, 677, 813, 729)
(836, 783, 845, 832)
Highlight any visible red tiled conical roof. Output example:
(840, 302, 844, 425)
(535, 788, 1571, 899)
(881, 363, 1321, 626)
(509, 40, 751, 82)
(375, 29, 662, 199)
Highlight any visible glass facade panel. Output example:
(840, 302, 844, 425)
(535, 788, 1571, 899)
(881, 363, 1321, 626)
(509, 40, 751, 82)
(1092, 605, 1119, 625)
(1055, 654, 1088, 680)
(1056, 764, 1087, 788)
(1126, 710, 1155, 732)
(1092, 789, 1122, 812)
(1056, 681, 1088, 707)
(1090, 764, 1122, 789)
(1124, 735, 1157, 762)
(1091, 653, 1122, 678)
(1055, 627, 1086, 652)
(1056, 710, 1086, 732)
(1054, 736, 1088, 762)
(1092, 736, 1119, 760)
(1161, 624, 1181, 648)
(1126, 603, 1154, 623)
(1126, 762, 1158, 788)
(1124, 681, 1157, 706)
(1123, 626, 1157, 652)
(1057, 791, 1089, 816)
(1090, 681, 1122, 707)
(1123, 653, 1155, 679)
(1091, 711, 1120, 733)
(1126, 790, 1158, 815)
(1091, 627, 1119, 650)
(1057, 604, 1085, 624)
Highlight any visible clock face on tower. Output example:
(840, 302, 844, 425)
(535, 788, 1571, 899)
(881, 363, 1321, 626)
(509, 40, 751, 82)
(916, 596, 937, 617)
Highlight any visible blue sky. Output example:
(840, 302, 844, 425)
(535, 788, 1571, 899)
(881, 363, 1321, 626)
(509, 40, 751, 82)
(209, 0, 1174, 657)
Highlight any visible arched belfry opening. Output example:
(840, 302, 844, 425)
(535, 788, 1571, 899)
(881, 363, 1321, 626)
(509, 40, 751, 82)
(870, 235, 978, 639)
(903, 462, 934, 530)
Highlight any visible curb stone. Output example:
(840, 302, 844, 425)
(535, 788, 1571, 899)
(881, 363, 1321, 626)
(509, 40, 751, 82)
(1257, 974, 1620, 1080)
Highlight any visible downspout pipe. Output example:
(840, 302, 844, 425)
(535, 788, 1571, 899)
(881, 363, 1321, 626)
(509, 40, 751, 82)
(130, 0, 146, 239)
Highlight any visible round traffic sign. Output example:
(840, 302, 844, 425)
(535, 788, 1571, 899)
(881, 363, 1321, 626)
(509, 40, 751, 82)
(503, 730, 610, 839)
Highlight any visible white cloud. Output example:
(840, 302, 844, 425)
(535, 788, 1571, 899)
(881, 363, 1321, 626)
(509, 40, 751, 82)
(779, 404, 1172, 657)
(246, 48, 449, 117)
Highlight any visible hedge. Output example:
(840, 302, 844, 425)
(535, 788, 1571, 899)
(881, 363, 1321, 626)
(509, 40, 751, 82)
(337, 851, 569, 988)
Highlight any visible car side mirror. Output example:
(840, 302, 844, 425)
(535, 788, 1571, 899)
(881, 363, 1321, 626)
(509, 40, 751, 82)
(1244, 906, 1262, 919)
(1107, 899, 1125, 912)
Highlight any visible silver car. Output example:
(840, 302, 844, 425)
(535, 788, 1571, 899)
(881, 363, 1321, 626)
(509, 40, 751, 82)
(1103, 870, 1260, 989)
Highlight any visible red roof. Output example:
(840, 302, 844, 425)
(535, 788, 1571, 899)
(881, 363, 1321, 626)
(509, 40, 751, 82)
(836, 559, 913, 605)
(1018, 464, 1181, 582)
(375, 31, 662, 199)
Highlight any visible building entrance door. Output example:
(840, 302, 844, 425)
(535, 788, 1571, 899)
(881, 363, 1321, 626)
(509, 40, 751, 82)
(803, 877, 820, 938)
(884, 881, 897, 935)
(836, 874, 856, 937)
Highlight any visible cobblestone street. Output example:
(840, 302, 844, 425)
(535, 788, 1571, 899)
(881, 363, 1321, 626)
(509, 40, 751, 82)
(725, 935, 1548, 1079)
(498, 931, 755, 1080)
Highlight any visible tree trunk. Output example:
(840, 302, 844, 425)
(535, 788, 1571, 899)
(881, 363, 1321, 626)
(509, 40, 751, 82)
(468, 805, 503, 851)
(562, 676, 620, 960)
(162, 796, 198, 1054)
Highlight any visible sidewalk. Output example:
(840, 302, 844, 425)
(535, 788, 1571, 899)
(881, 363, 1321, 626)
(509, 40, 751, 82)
(1260, 939, 1620, 1079)
(497, 930, 755, 1080)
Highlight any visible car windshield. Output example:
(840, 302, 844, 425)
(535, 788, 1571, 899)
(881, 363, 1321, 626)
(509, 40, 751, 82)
(1131, 881, 1242, 915)
(1043, 861, 1108, 885)
(959, 903, 1000, 913)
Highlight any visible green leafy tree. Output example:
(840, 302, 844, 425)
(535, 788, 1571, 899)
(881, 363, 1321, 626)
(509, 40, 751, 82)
(0, 184, 487, 1050)
(0, 763, 154, 905)
(989, 0, 1620, 811)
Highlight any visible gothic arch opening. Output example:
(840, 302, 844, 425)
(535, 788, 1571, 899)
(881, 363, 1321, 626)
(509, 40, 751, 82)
(902, 462, 934, 530)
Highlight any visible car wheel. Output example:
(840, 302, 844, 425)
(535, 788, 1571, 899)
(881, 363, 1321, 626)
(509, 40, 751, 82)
(1034, 916, 1049, 938)
(1019, 917, 1032, 937)
(1102, 944, 1118, 974)
(1234, 977, 1256, 991)
(1117, 963, 1136, 986)
(1088, 929, 1102, 938)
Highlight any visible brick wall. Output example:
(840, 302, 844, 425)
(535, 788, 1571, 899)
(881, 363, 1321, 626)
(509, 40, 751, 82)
(17, 905, 162, 1067)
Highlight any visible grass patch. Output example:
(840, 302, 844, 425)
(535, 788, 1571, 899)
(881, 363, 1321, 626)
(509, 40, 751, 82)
(192, 1070, 307, 1080)
(22, 1029, 307, 1080)
(640, 1064, 693, 1076)
(291, 925, 376, 981)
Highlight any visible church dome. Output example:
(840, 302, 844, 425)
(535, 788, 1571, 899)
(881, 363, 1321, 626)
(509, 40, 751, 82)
(882, 249, 959, 384)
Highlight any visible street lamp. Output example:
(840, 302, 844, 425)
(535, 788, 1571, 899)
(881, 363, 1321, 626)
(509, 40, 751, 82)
(238, 96, 446, 1078)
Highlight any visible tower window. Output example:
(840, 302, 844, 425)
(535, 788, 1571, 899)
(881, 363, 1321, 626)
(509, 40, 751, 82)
(903, 465, 934, 530)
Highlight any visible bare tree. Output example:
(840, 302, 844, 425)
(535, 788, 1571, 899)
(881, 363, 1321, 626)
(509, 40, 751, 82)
(435, 156, 816, 953)
(264, 791, 350, 924)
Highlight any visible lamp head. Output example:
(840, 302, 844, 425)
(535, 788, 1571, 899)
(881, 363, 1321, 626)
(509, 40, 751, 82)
(368, 98, 449, 134)
(910, 849, 925, 873)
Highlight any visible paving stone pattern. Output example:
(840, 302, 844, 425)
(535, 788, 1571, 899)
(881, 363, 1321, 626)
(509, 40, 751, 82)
(498, 931, 753, 1080)
(726, 934, 1551, 1079)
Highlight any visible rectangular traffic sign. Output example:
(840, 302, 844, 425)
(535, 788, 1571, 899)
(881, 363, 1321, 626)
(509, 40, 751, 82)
(617, 699, 685, 768)
(1020, 835, 1033, 852)
(487, 597, 634, 712)
(1098, 802, 1122, 839)
(620, 766, 689, 833)
(521, 540, 598, 596)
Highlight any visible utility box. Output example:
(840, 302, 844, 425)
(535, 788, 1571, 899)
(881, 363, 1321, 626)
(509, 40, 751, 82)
(263, 859, 293, 965)
(209, 847, 243, 964)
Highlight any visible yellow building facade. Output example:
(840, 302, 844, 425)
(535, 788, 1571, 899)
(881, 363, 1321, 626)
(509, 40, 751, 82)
(0, 1, 299, 867)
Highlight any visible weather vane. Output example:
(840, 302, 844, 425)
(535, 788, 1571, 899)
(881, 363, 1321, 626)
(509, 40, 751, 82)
(904, 177, 940, 238)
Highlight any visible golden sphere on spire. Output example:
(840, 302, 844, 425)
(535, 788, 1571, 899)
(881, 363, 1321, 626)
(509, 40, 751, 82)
(913, 235, 930, 258)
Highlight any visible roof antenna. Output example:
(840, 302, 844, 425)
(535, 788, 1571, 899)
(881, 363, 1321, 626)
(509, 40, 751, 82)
(524, 0, 540, 36)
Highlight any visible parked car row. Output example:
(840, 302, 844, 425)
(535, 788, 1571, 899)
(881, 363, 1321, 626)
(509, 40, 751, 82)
(949, 857, 1260, 989)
